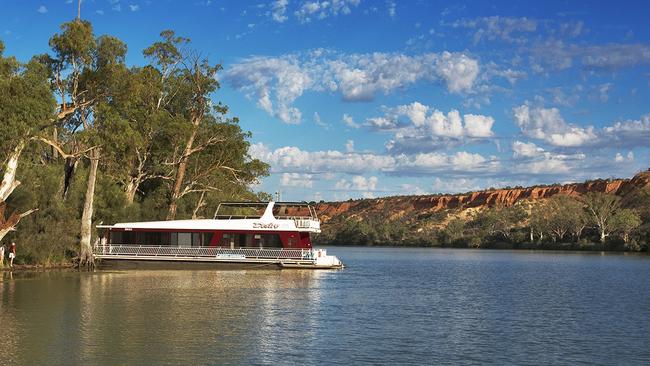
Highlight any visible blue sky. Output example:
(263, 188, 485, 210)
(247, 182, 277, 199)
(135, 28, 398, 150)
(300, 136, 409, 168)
(2, 1, 650, 201)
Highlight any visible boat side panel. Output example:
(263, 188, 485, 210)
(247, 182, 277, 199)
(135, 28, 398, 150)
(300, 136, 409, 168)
(107, 228, 312, 249)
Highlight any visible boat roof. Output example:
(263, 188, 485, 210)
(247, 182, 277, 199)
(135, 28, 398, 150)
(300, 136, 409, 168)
(97, 201, 319, 231)
(217, 201, 312, 206)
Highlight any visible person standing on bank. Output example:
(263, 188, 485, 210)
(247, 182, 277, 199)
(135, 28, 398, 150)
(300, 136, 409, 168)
(8, 242, 16, 268)
(0, 243, 4, 267)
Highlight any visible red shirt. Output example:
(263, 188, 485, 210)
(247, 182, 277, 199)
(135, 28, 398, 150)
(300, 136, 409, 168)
(10, 243, 16, 254)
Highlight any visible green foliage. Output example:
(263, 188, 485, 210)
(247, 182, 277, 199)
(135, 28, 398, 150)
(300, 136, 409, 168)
(0, 54, 55, 155)
(471, 204, 527, 241)
(611, 208, 642, 244)
(48, 20, 95, 66)
(581, 192, 622, 243)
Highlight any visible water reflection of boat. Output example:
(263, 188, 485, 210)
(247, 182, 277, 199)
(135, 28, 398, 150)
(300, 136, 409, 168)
(94, 202, 343, 269)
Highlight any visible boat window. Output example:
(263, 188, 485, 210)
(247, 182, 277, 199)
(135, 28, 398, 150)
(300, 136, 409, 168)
(110, 231, 214, 246)
(192, 233, 201, 247)
(214, 205, 265, 219)
(220, 233, 232, 247)
(272, 204, 312, 219)
(218, 233, 282, 248)
(203, 233, 214, 246)
(178, 232, 192, 247)
(261, 234, 282, 248)
(110, 231, 123, 244)
(120, 231, 137, 244)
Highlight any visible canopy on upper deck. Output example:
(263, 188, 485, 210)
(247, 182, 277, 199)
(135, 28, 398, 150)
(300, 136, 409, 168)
(213, 201, 317, 220)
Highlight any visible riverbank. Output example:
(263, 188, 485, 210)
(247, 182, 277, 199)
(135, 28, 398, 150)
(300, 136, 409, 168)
(316, 240, 648, 252)
(0, 263, 75, 272)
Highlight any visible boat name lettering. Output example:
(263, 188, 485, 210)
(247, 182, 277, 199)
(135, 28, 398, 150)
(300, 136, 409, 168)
(253, 222, 279, 229)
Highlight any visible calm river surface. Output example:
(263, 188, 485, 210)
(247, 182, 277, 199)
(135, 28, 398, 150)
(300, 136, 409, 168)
(1, 247, 650, 365)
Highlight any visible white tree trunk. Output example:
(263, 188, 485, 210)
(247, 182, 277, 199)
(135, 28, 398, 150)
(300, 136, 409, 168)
(125, 179, 138, 204)
(0, 228, 11, 247)
(0, 141, 25, 202)
(79, 149, 99, 268)
(0, 209, 37, 245)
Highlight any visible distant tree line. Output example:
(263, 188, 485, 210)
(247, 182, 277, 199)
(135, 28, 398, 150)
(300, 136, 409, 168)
(315, 191, 650, 252)
(0, 20, 268, 266)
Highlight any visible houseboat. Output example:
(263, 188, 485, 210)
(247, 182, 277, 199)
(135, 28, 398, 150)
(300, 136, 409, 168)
(93, 201, 343, 269)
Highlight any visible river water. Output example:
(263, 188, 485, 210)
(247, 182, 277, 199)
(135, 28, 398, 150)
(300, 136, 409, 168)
(1, 247, 649, 365)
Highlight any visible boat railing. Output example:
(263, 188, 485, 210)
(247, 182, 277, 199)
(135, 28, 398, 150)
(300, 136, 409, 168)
(214, 215, 263, 220)
(93, 244, 314, 260)
(214, 215, 316, 221)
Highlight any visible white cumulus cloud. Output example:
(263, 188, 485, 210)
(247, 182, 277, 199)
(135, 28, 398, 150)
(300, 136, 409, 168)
(224, 51, 481, 123)
(513, 104, 597, 147)
(280, 173, 314, 188)
(249, 143, 500, 177)
(367, 102, 495, 153)
(434, 52, 480, 93)
(514, 105, 650, 148)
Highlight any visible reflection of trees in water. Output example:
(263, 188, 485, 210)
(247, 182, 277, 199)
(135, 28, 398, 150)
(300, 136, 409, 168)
(0, 270, 327, 364)
(1, 271, 87, 365)
(254, 270, 326, 364)
(75, 270, 325, 364)
(0, 272, 19, 365)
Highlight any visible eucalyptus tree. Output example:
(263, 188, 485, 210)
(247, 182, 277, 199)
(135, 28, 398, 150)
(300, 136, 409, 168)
(39, 20, 127, 266)
(581, 192, 622, 244)
(562, 196, 589, 242)
(164, 54, 222, 220)
(545, 195, 588, 242)
(0, 40, 56, 242)
(472, 204, 527, 242)
(611, 208, 642, 245)
(97, 65, 180, 204)
(178, 119, 269, 218)
(38, 20, 97, 198)
(99, 31, 268, 215)
(530, 201, 552, 242)
(103, 31, 191, 204)
(140, 31, 268, 220)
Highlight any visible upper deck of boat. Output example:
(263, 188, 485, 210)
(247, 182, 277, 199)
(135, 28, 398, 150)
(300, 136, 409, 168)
(97, 201, 321, 233)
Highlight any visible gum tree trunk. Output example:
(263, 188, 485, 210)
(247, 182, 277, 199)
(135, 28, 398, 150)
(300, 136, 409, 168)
(79, 149, 99, 268)
(0, 141, 25, 202)
(125, 179, 138, 204)
(0, 141, 38, 244)
(167, 126, 198, 220)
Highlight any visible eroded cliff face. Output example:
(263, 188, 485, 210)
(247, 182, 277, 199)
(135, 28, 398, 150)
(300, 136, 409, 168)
(316, 170, 650, 223)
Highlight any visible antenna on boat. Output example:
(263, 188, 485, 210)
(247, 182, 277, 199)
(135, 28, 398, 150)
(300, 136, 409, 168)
(275, 191, 281, 202)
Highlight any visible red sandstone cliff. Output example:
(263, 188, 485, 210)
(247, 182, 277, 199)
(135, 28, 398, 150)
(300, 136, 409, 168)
(316, 170, 650, 223)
